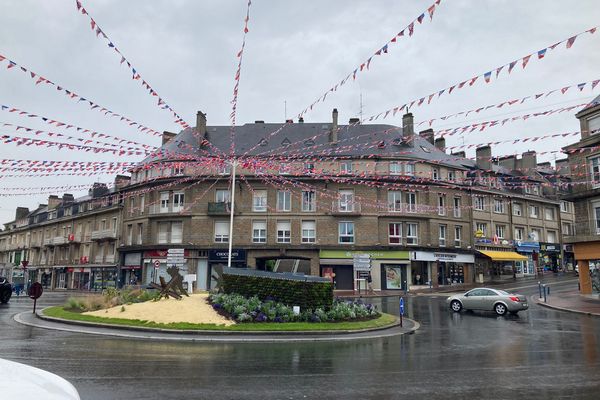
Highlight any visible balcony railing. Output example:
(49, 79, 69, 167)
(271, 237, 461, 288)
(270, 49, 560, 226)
(331, 201, 362, 215)
(43, 238, 54, 246)
(53, 236, 67, 245)
(208, 202, 231, 215)
(148, 204, 186, 214)
(90, 229, 117, 241)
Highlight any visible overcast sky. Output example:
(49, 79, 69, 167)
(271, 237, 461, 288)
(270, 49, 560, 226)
(1, 0, 599, 222)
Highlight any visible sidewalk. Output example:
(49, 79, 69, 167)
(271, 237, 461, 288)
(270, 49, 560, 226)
(532, 290, 600, 316)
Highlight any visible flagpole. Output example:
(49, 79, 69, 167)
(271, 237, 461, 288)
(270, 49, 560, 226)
(227, 159, 237, 268)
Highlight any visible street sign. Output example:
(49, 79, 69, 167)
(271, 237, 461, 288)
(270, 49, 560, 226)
(399, 297, 405, 316)
(21, 260, 29, 269)
(167, 249, 185, 265)
(27, 282, 43, 314)
(353, 254, 371, 271)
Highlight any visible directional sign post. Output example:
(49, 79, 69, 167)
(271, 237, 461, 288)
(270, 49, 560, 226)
(399, 297, 405, 327)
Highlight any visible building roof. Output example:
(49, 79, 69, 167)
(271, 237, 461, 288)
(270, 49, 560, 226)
(139, 122, 473, 170)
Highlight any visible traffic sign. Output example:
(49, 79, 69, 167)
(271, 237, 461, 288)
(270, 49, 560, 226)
(353, 253, 371, 271)
(399, 297, 405, 315)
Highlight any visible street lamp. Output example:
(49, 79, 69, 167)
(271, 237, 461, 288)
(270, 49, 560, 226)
(227, 159, 237, 268)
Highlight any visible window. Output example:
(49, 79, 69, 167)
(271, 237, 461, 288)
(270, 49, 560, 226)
(252, 221, 267, 243)
(389, 162, 402, 175)
(158, 222, 169, 244)
(562, 222, 574, 236)
(406, 192, 417, 213)
(217, 163, 231, 175)
(530, 205, 539, 218)
(547, 231, 557, 243)
(172, 165, 184, 175)
(338, 190, 354, 212)
(476, 222, 487, 237)
(214, 221, 229, 243)
(301, 221, 316, 243)
(438, 195, 446, 216)
(277, 191, 291, 211)
(447, 171, 456, 181)
(278, 163, 290, 175)
(215, 189, 230, 203)
(304, 163, 315, 173)
(513, 202, 522, 216)
(595, 206, 600, 234)
(338, 222, 355, 244)
(171, 222, 183, 244)
(173, 192, 184, 212)
(277, 221, 291, 243)
(340, 161, 353, 174)
(160, 192, 169, 213)
(129, 197, 135, 216)
(406, 223, 418, 245)
(532, 185, 540, 195)
(302, 190, 316, 212)
(389, 223, 402, 244)
(139, 195, 145, 214)
(495, 225, 505, 239)
(530, 229, 540, 242)
(589, 115, 600, 134)
(454, 226, 462, 247)
(432, 168, 440, 181)
(515, 227, 524, 241)
(494, 198, 505, 214)
(388, 191, 402, 212)
(404, 163, 415, 176)
(474, 196, 485, 211)
(439, 225, 447, 247)
(560, 201, 570, 213)
(126, 224, 133, 245)
(453, 197, 461, 218)
(544, 207, 555, 221)
(137, 223, 143, 245)
(253, 190, 267, 212)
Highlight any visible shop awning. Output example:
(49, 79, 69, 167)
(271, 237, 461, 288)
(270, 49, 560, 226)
(478, 251, 528, 261)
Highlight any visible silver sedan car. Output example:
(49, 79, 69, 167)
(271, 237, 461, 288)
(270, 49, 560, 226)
(446, 288, 528, 315)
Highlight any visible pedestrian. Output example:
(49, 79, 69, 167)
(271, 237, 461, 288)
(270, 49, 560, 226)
(367, 273, 373, 294)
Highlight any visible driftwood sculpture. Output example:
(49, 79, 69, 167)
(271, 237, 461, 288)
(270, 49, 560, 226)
(149, 266, 189, 299)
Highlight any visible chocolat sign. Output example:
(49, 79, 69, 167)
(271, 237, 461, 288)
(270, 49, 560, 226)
(411, 251, 474, 263)
(208, 249, 246, 262)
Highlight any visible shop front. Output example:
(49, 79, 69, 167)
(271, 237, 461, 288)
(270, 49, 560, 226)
(207, 249, 246, 290)
(572, 241, 600, 295)
(514, 241, 540, 276)
(53, 267, 68, 289)
(563, 244, 575, 271)
(121, 252, 143, 286)
(70, 267, 91, 290)
(90, 266, 118, 290)
(476, 250, 528, 282)
(410, 251, 475, 288)
(540, 243, 561, 272)
(142, 249, 193, 286)
(319, 250, 410, 291)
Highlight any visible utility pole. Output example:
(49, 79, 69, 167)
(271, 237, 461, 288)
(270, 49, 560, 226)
(227, 159, 237, 268)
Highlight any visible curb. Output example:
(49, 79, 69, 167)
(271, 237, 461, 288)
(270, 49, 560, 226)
(530, 295, 600, 317)
(13, 308, 420, 342)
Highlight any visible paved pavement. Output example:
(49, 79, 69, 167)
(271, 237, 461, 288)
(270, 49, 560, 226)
(532, 290, 600, 316)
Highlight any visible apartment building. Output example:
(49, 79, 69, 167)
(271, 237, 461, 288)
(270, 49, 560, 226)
(0, 110, 572, 292)
(562, 94, 600, 294)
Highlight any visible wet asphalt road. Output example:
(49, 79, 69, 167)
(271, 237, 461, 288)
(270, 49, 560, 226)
(1, 276, 599, 400)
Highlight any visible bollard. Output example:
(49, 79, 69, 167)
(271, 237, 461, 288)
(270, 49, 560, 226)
(543, 284, 547, 303)
(546, 285, 550, 296)
(538, 281, 542, 299)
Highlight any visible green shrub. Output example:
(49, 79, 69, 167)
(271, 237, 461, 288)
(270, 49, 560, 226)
(64, 288, 160, 312)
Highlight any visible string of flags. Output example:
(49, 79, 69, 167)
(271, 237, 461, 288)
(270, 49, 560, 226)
(230, 0, 253, 155)
(0, 103, 157, 150)
(0, 53, 162, 137)
(74, 0, 190, 130)
(297, 0, 443, 119)
(366, 26, 598, 121)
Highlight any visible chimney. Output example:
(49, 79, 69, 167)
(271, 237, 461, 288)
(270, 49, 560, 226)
(47, 195, 61, 209)
(434, 137, 446, 152)
(162, 131, 176, 145)
(348, 117, 360, 124)
(114, 175, 131, 189)
(475, 145, 492, 171)
(62, 193, 75, 204)
(498, 155, 516, 171)
(15, 207, 29, 220)
(555, 158, 570, 175)
(298, 117, 304, 123)
(196, 110, 207, 144)
(90, 183, 109, 198)
(330, 108, 339, 143)
(451, 151, 466, 159)
(402, 113, 414, 146)
(521, 151, 537, 175)
(419, 129, 434, 145)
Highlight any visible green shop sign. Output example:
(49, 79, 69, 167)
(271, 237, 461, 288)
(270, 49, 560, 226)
(319, 250, 410, 260)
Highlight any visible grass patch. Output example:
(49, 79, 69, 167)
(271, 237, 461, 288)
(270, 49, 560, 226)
(43, 306, 397, 332)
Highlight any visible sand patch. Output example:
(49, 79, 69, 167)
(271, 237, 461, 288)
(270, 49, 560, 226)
(84, 293, 234, 326)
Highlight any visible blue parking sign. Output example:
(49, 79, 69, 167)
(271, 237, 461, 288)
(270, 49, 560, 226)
(399, 297, 405, 316)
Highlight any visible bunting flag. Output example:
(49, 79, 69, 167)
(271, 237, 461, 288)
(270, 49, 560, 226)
(0, 53, 162, 137)
(74, 1, 190, 130)
(229, 0, 253, 155)
(296, 0, 444, 119)
(367, 25, 598, 121)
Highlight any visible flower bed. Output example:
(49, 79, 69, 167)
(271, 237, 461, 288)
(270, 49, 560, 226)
(65, 288, 161, 312)
(209, 293, 378, 323)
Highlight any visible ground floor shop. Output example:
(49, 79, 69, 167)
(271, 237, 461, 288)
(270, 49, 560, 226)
(515, 241, 540, 276)
(410, 251, 475, 288)
(475, 249, 528, 282)
(572, 241, 600, 295)
(30, 265, 117, 290)
(540, 243, 561, 272)
(319, 250, 410, 292)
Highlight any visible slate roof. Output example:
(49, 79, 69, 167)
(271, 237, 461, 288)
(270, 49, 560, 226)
(140, 122, 474, 170)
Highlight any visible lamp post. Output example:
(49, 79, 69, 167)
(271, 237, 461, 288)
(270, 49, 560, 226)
(227, 159, 237, 268)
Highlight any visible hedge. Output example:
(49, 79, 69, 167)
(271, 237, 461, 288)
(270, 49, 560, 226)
(221, 270, 333, 310)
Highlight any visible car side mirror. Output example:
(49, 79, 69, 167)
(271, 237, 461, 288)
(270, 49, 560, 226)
(464, 293, 469, 297)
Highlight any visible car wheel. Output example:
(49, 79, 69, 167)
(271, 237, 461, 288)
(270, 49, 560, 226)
(494, 303, 507, 316)
(0, 290, 11, 304)
(450, 300, 462, 312)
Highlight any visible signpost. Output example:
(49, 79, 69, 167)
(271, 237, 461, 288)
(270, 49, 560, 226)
(27, 282, 43, 314)
(399, 297, 405, 327)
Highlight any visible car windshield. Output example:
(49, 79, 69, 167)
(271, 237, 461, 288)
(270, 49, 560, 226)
(496, 290, 510, 295)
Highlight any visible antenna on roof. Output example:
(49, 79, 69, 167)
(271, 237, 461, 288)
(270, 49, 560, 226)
(284, 100, 287, 121)
(359, 92, 364, 123)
